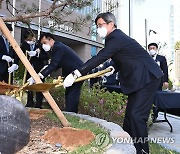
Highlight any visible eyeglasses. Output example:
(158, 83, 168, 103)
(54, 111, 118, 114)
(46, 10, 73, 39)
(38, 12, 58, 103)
(96, 23, 107, 28)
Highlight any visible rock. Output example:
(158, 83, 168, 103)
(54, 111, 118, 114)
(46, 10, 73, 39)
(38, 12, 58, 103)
(0, 95, 30, 154)
(55, 143, 62, 148)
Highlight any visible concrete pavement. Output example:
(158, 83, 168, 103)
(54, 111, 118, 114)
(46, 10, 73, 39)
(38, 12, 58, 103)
(149, 112, 180, 153)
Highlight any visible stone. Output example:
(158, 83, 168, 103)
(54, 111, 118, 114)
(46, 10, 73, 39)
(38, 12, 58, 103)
(106, 143, 136, 154)
(101, 122, 123, 131)
(110, 130, 131, 138)
(0, 95, 30, 154)
(55, 143, 62, 148)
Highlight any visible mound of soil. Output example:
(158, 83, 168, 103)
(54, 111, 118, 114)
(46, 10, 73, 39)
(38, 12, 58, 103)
(42, 127, 95, 151)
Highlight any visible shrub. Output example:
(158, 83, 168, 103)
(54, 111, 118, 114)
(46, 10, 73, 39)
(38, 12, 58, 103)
(48, 80, 127, 126)
(79, 83, 127, 126)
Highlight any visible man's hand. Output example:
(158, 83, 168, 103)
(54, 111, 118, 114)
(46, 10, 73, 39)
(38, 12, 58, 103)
(8, 64, 19, 74)
(28, 51, 37, 57)
(63, 69, 82, 88)
(104, 66, 115, 77)
(27, 77, 35, 85)
(2, 55, 13, 63)
(163, 82, 169, 89)
(27, 73, 44, 85)
(38, 72, 44, 79)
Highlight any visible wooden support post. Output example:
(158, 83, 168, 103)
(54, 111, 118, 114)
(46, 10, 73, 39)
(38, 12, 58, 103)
(0, 18, 70, 127)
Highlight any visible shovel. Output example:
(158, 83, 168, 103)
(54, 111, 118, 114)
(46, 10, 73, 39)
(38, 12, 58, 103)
(23, 67, 112, 92)
(0, 68, 112, 93)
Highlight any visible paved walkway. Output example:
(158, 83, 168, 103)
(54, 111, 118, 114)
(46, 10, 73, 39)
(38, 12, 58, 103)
(149, 112, 180, 153)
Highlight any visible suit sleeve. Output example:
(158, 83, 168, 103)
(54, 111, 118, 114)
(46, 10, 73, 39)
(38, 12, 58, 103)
(12, 48, 20, 65)
(79, 38, 119, 75)
(38, 50, 49, 61)
(0, 52, 3, 59)
(162, 56, 168, 82)
(0, 36, 5, 59)
(40, 46, 64, 78)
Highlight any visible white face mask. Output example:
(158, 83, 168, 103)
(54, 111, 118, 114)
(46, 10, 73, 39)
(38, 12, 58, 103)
(97, 27, 108, 38)
(27, 40, 35, 45)
(149, 49, 157, 56)
(42, 44, 51, 52)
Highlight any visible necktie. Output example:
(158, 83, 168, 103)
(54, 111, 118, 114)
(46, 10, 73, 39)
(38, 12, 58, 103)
(5, 38, 9, 54)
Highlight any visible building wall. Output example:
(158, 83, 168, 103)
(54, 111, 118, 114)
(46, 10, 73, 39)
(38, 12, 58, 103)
(102, 0, 121, 28)
(170, 0, 180, 62)
(14, 27, 21, 45)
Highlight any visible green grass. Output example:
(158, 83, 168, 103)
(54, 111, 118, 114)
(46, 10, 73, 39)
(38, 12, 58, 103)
(46, 112, 180, 154)
(150, 143, 180, 154)
(46, 112, 111, 154)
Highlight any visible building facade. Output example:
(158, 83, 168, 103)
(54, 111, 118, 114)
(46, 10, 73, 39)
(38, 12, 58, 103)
(169, 0, 180, 85)
(169, 0, 180, 62)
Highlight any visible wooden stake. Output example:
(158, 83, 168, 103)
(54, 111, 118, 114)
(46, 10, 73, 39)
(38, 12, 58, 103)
(0, 17, 70, 127)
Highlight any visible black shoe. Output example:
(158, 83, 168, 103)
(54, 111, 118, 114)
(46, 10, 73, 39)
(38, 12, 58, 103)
(35, 101, 43, 109)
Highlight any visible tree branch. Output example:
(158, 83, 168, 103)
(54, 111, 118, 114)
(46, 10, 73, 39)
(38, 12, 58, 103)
(2, 0, 92, 22)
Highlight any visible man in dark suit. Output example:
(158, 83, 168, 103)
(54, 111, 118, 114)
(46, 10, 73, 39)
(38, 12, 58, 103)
(0, 24, 19, 83)
(28, 33, 83, 113)
(63, 12, 163, 154)
(148, 43, 169, 90)
(148, 43, 169, 121)
(21, 30, 49, 108)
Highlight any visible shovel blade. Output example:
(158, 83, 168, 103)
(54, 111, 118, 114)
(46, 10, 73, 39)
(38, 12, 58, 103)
(23, 83, 56, 92)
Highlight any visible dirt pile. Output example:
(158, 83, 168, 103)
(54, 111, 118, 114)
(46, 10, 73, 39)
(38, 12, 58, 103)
(42, 127, 95, 151)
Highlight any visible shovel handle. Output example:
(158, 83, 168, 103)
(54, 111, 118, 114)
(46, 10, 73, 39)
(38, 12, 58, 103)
(55, 67, 112, 87)
(7, 62, 11, 84)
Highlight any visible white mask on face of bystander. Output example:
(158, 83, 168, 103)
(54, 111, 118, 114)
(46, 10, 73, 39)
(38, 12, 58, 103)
(97, 27, 108, 38)
(42, 44, 51, 52)
(149, 49, 157, 56)
(26, 41, 35, 45)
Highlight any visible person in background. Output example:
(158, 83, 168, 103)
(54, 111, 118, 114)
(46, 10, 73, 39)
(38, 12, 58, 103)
(102, 58, 120, 86)
(63, 12, 163, 154)
(148, 43, 169, 90)
(21, 30, 49, 108)
(28, 33, 83, 113)
(148, 43, 169, 121)
(89, 64, 104, 88)
(0, 24, 19, 83)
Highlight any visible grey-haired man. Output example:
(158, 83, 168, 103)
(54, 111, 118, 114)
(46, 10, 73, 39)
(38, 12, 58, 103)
(63, 12, 163, 154)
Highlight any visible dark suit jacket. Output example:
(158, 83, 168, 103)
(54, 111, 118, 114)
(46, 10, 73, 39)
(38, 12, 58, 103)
(41, 41, 83, 78)
(155, 55, 168, 90)
(79, 29, 163, 94)
(21, 41, 49, 73)
(155, 55, 168, 83)
(0, 35, 19, 74)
